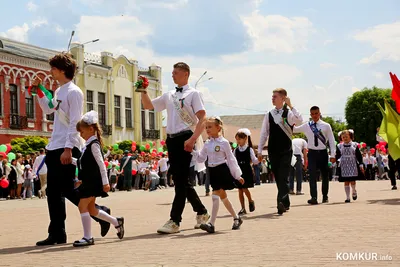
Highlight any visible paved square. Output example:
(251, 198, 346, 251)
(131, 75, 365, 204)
(0, 180, 399, 267)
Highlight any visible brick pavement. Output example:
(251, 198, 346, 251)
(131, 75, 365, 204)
(0, 180, 399, 267)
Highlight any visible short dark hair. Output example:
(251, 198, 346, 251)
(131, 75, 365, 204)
(39, 148, 45, 154)
(272, 88, 287, 97)
(173, 62, 190, 75)
(310, 106, 320, 112)
(49, 53, 77, 80)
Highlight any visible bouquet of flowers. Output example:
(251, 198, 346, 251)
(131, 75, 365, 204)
(134, 75, 150, 92)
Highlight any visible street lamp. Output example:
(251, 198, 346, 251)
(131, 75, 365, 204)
(196, 77, 213, 87)
(69, 39, 100, 50)
(195, 71, 213, 89)
(67, 30, 75, 51)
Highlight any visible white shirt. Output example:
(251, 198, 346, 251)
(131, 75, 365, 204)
(258, 107, 303, 151)
(292, 138, 307, 157)
(152, 84, 205, 134)
(363, 155, 376, 166)
(192, 136, 242, 180)
(81, 136, 109, 185)
(33, 154, 47, 175)
(294, 119, 336, 157)
(158, 158, 169, 172)
(38, 81, 84, 150)
(109, 168, 119, 176)
(235, 145, 259, 164)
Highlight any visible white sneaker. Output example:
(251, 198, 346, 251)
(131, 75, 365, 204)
(194, 213, 210, 229)
(157, 220, 180, 234)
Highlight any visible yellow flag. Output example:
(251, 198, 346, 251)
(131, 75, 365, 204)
(378, 100, 400, 160)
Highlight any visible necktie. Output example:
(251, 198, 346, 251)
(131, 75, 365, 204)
(314, 122, 318, 146)
(176, 87, 183, 93)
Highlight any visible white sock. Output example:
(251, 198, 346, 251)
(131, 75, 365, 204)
(113, 184, 117, 189)
(22, 190, 26, 199)
(351, 183, 357, 195)
(221, 197, 238, 219)
(95, 210, 119, 228)
(81, 212, 92, 239)
(345, 186, 350, 200)
(210, 195, 220, 225)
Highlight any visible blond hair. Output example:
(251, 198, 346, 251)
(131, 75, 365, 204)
(273, 88, 287, 97)
(76, 120, 104, 148)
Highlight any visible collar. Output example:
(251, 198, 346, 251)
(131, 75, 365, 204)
(210, 136, 223, 142)
(176, 84, 190, 92)
(85, 135, 97, 146)
(239, 144, 248, 150)
(59, 81, 73, 90)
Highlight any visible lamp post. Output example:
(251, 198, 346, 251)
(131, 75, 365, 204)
(195, 71, 213, 89)
(69, 39, 100, 50)
(67, 30, 75, 51)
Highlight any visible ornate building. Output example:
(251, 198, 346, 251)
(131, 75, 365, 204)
(0, 37, 164, 146)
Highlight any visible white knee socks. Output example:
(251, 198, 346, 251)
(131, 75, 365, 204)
(81, 212, 92, 239)
(345, 185, 350, 200)
(95, 210, 119, 227)
(221, 197, 238, 219)
(210, 195, 220, 225)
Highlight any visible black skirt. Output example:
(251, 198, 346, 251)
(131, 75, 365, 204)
(236, 164, 254, 189)
(78, 179, 109, 199)
(208, 163, 236, 191)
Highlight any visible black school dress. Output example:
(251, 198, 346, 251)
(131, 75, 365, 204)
(77, 138, 108, 199)
(235, 147, 254, 189)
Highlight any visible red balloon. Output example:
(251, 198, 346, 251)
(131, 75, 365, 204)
(375, 144, 380, 149)
(379, 141, 387, 147)
(0, 152, 7, 158)
(362, 143, 367, 148)
(145, 144, 150, 150)
(151, 152, 157, 157)
(132, 141, 137, 146)
(0, 179, 9, 189)
(160, 140, 166, 146)
(380, 145, 386, 151)
(104, 161, 109, 167)
(131, 145, 136, 151)
(357, 144, 361, 148)
(140, 152, 145, 156)
(132, 169, 137, 175)
(5, 144, 12, 153)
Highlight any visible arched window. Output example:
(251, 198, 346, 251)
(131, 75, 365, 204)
(9, 84, 18, 114)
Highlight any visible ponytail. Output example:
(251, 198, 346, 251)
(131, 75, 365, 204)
(94, 123, 104, 149)
(248, 135, 254, 149)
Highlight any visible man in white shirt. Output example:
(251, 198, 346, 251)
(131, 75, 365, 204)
(33, 53, 111, 246)
(33, 148, 47, 198)
(289, 138, 307, 195)
(141, 62, 209, 234)
(258, 88, 303, 214)
(294, 106, 336, 205)
(158, 154, 169, 187)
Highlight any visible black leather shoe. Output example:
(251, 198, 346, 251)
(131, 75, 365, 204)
(99, 207, 111, 237)
(322, 197, 329, 203)
(36, 235, 67, 246)
(307, 198, 318, 205)
(277, 202, 286, 215)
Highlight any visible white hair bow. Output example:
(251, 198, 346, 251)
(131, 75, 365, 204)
(349, 129, 354, 134)
(237, 128, 251, 136)
(82, 110, 99, 125)
(338, 131, 342, 137)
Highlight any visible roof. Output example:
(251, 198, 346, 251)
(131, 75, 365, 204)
(0, 37, 59, 61)
(220, 114, 265, 129)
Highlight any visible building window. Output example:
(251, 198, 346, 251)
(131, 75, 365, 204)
(46, 90, 54, 121)
(141, 103, 145, 131)
(149, 110, 155, 130)
(125, 97, 132, 128)
(10, 84, 18, 115)
(98, 92, 106, 126)
(114, 95, 121, 127)
(25, 89, 34, 119)
(87, 90, 94, 112)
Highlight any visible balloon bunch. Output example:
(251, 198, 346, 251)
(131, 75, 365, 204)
(0, 143, 15, 162)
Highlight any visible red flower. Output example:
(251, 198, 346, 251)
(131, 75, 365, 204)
(135, 76, 149, 89)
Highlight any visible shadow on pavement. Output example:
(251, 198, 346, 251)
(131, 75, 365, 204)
(367, 198, 400, 205)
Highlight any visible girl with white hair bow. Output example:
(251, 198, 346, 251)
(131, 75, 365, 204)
(73, 110, 125, 247)
(234, 128, 259, 215)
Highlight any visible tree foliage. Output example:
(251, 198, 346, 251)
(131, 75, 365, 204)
(10, 136, 49, 155)
(345, 86, 394, 146)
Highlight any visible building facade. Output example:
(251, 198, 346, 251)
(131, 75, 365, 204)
(0, 37, 163, 146)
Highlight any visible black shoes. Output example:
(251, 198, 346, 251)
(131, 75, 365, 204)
(73, 237, 94, 247)
(345, 199, 351, 203)
(200, 223, 215, 233)
(277, 202, 286, 215)
(392, 185, 397, 190)
(308, 198, 318, 205)
(99, 207, 111, 237)
(238, 208, 247, 215)
(322, 197, 329, 203)
(232, 217, 243, 230)
(116, 217, 125, 239)
(36, 235, 67, 246)
(249, 201, 255, 212)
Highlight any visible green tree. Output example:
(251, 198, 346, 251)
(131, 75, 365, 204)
(117, 140, 132, 152)
(10, 136, 49, 155)
(322, 116, 347, 142)
(345, 87, 394, 146)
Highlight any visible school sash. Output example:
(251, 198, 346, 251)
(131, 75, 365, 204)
(309, 122, 327, 146)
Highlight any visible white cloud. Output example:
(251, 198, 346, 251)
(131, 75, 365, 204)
(80, 0, 188, 10)
(0, 23, 30, 42)
(352, 87, 360, 93)
(55, 24, 64, 33)
(241, 12, 315, 53)
(320, 62, 337, 69)
(323, 39, 334, 45)
(26, 1, 38, 12)
(354, 21, 400, 64)
(373, 72, 384, 79)
(143, 0, 188, 10)
(32, 17, 48, 28)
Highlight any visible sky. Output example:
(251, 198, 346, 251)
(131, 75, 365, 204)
(1, 0, 399, 121)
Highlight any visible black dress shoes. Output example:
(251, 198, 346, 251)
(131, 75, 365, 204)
(36, 235, 67, 246)
(99, 207, 111, 237)
(307, 198, 318, 205)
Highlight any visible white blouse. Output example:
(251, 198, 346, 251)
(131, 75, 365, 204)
(192, 136, 242, 180)
(235, 145, 259, 164)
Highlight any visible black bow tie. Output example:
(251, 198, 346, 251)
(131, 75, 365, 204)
(176, 87, 183, 93)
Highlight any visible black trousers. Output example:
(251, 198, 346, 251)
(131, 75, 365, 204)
(269, 151, 292, 208)
(167, 132, 207, 224)
(308, 149, 329, 199)
(45, 148, 108, 238)
(366, 164, 374, 180)
(388, 155, 400, 186)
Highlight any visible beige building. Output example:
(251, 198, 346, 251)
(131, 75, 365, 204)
(69, 43, 163, 146)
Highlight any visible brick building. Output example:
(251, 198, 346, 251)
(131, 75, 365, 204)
(0, 37, 59, 143)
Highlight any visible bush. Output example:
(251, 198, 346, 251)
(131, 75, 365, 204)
(10, 136, 49, 155)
